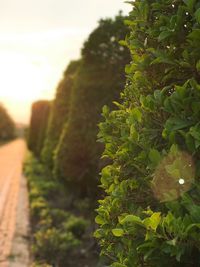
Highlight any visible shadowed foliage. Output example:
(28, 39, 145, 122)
(41, 60, 80, 169)
(0, 104, 15, 141)
(54, 13, 130, 199)
(28, 100, 50, 157)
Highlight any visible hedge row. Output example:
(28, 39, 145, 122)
(28, 100, 50, 157)
(0, 104, 15, 141)
(96, 1, 200, 267)
(54, 14, 130, 199)
(41, 60, 80, 169)
(24, 154, 93, 267)
(27, 13, 130, 266)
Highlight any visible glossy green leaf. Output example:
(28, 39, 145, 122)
(143, 212, 161, 231)
(119, 215, 143, 225)
(95, 215, 105, 225)
(112, 228, 124, 237)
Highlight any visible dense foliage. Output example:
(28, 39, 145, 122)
(54, 14, 130, 199)
(24, 155, 93, 267)
(28, 100, 50, 158)
(0, 104, 15, 141)
(95, 1, 200, 267)
(42, 60, 80, 169)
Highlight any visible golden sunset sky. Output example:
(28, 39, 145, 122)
(0, 0, 131, 124)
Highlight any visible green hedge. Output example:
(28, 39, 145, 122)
(28, 100, 50, 157)
(41, 60, 80, 169)
(0, 104, 15, 141)
(24, 154, 96, 267)
(96, 1, 200, 267)
(54, 13, 130, 199)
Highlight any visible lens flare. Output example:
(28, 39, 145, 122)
(152, 149, 195, 202)
(179, 178, 185, 185)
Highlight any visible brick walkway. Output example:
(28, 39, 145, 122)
(0, 140, 27, 267)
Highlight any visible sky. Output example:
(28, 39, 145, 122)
(0, 0, 131, 124)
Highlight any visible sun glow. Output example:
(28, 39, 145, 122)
(0, 0, 131, 124)
(0, 53, 52, 102)
(0, 50, 57, 123)
(0, 28, 89, 123)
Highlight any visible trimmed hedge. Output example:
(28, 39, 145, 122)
(0, 104, 15, 141)
(28, 100, 50, 157)
(41, 60, 80, 169)
(96, 1, 200, 267)
(54, 13, 130, 199)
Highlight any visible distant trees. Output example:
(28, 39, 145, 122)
(28, 100, 50, 157)
(0, 104, 15, 141)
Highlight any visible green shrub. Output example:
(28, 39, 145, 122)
(96, 1, 200, 267)
(54, 13, 130, 199)
(28, 101, 50, 157)
(41, 60, 80, 169)
(33, 227, 80, 265)
(64, 215, 88, 239)
(25, 155, 93, 267)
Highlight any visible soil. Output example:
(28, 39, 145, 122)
(0, 140, 31, 267)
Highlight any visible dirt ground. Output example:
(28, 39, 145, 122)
(0, 140, 30, 267)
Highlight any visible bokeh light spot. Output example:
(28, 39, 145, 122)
(179, 178, 185, 185)
(152, 148, 195, 202)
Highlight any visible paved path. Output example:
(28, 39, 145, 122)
(0, 139, 29, 267)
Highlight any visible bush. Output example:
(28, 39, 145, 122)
(24, 155, 92, 267)
(63, 215, 88, 239)
(33, 227, 81, 266)
(28, 101, 50, 157)
(41, 60, 80, 169)
(54, 13, 130, 199)
(96, 1, 200, 267)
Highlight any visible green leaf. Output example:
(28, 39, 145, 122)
(112, 228, 124, 237)
(111, 263, 127, 267)
(188, 29, 200, 42)
(192, 102, 200, 114)
(186, 133, 196, 152)
(183, 0, 196, 13)
(119, 215, 142, 225)
(143, 212, 161, 231)
(166, 238, 177, 246)
(130, 108, 142, 123)
(170, 144, 179, 155)
(130, 125, 139, 141)
(102, 105, 110, 116)
(196, 60, 200, 72)
(165, 164, 180, 179)
(158, 31, 172, 42)
(186, 223, 200, 233)
(119, 40, 127, 46)
(190, 125, 200, 140)
(195, 8, 200, 24)
(149, 149, 161, 166)
(93, 229, 103, 238)
(164, 117, 193, 132)
(95, 215, 105, 225)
